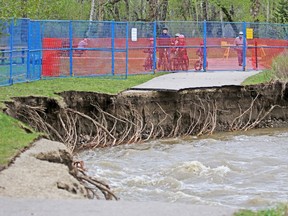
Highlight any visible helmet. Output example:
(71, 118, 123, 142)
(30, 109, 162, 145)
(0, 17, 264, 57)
(179, 34, 185, 39)
(162, 26, 168, 31)
(239, 31, 243, 35)
(149, 37, 154, 41)
(175, 33, 181, 37)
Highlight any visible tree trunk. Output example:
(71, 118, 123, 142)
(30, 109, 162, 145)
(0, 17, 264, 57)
(124, 0, 130, 20)
(148, 0, 158, 21)
(202, 0, 208, 20)
(266, 0, 270, 22)
(21, 0, 28, 18)
(89, 0, 96, 21)
(193, 0, 199, 22)
(160, 0, 169, 21)
(250, 0, 261, 22)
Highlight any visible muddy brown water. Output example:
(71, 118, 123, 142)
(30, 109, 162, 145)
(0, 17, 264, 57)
(78, 128, 288, 210)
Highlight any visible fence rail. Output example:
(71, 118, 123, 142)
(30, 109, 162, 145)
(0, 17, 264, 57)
(0, 19, 287, 86)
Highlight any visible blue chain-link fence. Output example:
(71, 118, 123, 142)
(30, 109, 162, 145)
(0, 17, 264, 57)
(0, 19, 287, 86)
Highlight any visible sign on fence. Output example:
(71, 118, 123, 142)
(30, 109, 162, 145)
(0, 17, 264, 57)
(246, 28, 254, 39)
(131, 28, 137, 41)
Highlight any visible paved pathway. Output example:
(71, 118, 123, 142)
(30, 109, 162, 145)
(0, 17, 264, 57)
(0, 197, 237, 216)
(131, 70, 260, 91)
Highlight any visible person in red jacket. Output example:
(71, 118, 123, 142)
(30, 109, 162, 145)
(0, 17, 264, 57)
(178, 34, 188, 59)
(177, 34, 189, 71)
(171, 33, 181, 70)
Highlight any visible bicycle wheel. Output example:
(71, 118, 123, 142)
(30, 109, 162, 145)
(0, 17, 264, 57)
(182, 56, 189, 71)
(194, 60, 202, 71)
(174, 58, 180, 71)
(143, 58, 149, 70)
(163, 57, 169, 71)
(148, 57, 153, 70)
(161, 54, 169, 71)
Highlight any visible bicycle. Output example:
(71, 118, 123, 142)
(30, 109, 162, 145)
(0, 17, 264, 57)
(171, 50, 180, 71)
(143, 52, 153, 71)
(158, 48, 171, 71)
(178, 48, 189, 71)
(194, 55, 208, 71)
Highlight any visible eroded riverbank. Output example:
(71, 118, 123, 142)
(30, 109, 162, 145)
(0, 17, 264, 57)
(0, 139, 87, 199)
(1, 79, 288, 215)
(4, 81, 288, 151)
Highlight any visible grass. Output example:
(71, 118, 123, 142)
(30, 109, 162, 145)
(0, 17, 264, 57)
(234, 204, 288, 216)
(242, 69, 273, 85)
(0, 73, 166, 167)
(0, 113, 40, 166)
(242, 50, 288, 86)
(0, 73, 166, 108)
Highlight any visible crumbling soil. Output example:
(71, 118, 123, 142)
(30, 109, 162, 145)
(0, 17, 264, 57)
(0, 139, 87, 199)
(4, 81, 288, 151)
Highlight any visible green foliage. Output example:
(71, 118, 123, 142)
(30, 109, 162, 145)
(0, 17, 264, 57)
(242, 70, 273, 85)
(242, 50, 288, 85)
(0, 0, 287, 23)
(0, 0, 90, 20)
(273, 0, 288, 23)
(270, 50, 288, 80)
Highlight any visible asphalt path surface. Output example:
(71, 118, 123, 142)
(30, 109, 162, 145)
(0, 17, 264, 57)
(131, 70, 260, 91)
(0, 197, 237, 216)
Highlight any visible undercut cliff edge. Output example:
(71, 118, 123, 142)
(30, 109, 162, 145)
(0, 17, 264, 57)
(1, 81, 288, 201)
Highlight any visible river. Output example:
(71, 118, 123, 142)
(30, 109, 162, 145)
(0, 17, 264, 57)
(78, 128, 288, 210)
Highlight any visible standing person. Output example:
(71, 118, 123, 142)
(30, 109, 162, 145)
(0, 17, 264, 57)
(171, 33, 181, 47)
(171, 33, 181, 70)
(177, 34, 189, 71)
(78, 38, 88, 49)
(157, 26, 171, 70)
(234, 31, 247, 66)
(76, 38, 88, 56)
(195, 41, 208, 71)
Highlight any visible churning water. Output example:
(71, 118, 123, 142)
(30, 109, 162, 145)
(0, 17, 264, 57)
(78, 128, 288, 210)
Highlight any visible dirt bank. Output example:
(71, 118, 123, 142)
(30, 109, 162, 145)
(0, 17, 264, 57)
(0, 139, 87, 199)
(4, 81, 288, 150)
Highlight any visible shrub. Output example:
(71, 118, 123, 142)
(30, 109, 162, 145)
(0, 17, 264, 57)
(271, 50, 288, 80)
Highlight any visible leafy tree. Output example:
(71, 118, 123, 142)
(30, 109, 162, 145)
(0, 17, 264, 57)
(0, 0, 90, 20)
(273, 0, 288, 23)
(0, 0, 288, 24)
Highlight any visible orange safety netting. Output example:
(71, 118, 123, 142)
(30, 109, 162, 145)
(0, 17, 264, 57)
(42, 37, 287, 77)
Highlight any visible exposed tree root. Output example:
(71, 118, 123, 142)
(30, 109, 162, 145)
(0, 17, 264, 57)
(5, 90, 285, 153)
(229, 93, 279, 131)
(72, 161, 119, 200)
